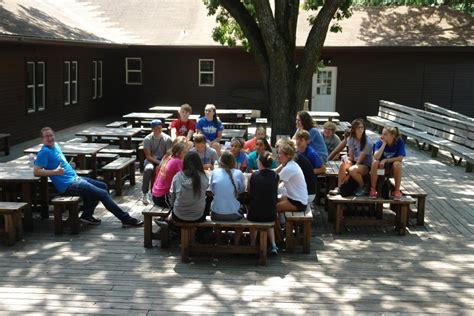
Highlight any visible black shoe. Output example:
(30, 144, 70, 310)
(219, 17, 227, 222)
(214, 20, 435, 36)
(122, 217, 144, 227)
(80, 216, 102, 225)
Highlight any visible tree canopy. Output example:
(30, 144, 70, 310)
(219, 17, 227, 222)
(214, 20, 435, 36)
(204, 0, 472, 138)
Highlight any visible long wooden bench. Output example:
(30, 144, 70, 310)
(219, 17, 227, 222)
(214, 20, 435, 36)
(102, 157, 136, 196)
(0, 202, 26, 245)
(0, 133, 11, 156)
(327, 195, 416, 235)
(389, 178, 427, 226)
(106, 121, 129, 128)
(51, 196, 81, 235)
(99, 148, 135, 157)
(367, 100, 474, 172)
(285, 207, 313, 253)
(424, 102, 474, 124)
(177, 218, 274, 265)
(142, 206, 171, 248)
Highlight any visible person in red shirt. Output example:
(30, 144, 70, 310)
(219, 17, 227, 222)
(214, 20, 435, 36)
(170, 103, 196, 142)
(244, 127, 267, 153)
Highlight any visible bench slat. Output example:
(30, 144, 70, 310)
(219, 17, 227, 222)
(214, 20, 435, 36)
(102, 157, 136, 170)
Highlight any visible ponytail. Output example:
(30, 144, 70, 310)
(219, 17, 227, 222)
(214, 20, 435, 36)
(220, 152, 238, 198)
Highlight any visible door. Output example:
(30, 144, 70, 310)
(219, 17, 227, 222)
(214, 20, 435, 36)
(311, 66, 337, 111)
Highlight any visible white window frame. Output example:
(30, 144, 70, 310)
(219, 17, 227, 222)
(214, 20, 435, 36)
(26, 62, 36, 113)
(98, 61, 103, 98)
(71, 61, 78, 104)
(125, 57, 142, 85)
(92, 61, 97, 99)
(35, 61, 46, 111)
(199, 59, 215, 87)
(64, 61, 71, 106)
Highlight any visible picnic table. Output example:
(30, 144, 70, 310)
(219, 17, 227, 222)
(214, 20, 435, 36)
(75, 127, 142, 149)
(148, 106, 181, 114)
(0, 164, 46, 230)
(308, 111, 340, 122)
(24, 142, 109, 178)
(222, 129, 247, 141)
(122, 112, 172, 127)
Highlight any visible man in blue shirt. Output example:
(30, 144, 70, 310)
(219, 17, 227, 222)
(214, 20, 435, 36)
(33, 127, 143, 227)
(294, 130, 326, 175)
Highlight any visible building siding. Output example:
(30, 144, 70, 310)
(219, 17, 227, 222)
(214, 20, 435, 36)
(0, 42, 473, 145)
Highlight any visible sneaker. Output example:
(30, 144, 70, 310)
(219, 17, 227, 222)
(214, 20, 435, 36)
(122, 217, 144, 227)
(392, 190, 402, 200)
(369, 188, 377, 199)
(329, 187, 340, 195)
(142, 193, 150, 205)
(355, 187, 368, 197)
(269, 245, 279, 255)
(80, 216, 102, 225)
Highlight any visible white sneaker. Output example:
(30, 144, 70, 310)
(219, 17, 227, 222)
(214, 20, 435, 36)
(142, 193, 150, 205)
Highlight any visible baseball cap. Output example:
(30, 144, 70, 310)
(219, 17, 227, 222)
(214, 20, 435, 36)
(150, 119, 162, 127)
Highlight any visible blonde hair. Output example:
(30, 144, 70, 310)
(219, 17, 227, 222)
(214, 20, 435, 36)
(277, 140, 296, 160)
(323, 121, 337, 132)
(384, 126, 401, 142)
(180, 103, 192, 113)
(159, 142, 186, 177)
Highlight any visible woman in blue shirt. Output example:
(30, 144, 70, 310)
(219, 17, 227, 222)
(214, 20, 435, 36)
(247, 137, 277, 171)
(369, 126, 406, 200)
(293, 111, 328, 162)
(196, 104, 224, 157)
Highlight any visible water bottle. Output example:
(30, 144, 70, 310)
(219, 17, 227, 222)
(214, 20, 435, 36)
(28, 154, 35, 167)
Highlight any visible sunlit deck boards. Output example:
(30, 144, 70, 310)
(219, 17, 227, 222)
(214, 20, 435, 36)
(0, 123, 473, 314)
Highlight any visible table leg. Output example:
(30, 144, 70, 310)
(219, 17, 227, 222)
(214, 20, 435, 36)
(125, 137, 132, 150)
(118, 137, 125, 149)
(90, 154, 97, 178)
(259, 229, 268, 265)
(21, 183, 33, 231)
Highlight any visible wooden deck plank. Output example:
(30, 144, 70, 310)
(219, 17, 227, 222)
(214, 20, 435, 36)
(0, 125, 473, 314)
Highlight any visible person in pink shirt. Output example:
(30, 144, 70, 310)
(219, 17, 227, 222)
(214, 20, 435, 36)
(152, 142, 186, 207)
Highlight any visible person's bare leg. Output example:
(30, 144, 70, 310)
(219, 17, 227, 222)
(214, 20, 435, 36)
(211, 141, 221, 157)
(338, 162, 351, 187)
(370, 160, 380, 190)
(268, 228, 276, 247)
(349, 164, 368, 187)
(393, 161, 402, 192)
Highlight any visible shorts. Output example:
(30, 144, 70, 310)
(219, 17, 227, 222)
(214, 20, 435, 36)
(287, 198, 307, 212)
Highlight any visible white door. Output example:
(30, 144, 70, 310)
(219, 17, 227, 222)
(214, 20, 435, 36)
(311, 66, 337, 111)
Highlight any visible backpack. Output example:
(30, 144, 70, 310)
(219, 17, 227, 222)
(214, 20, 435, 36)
(339, 177, 359, 197)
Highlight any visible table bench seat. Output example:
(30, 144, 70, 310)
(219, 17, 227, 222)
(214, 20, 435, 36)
(99, 148, 135, 157)
(177, 217, 274, 265)
(285, 207, 313, 253)
(389, 178, 427, 226)
(0, 202, 26, 245)
(327, 195, 416, 235)
(51, 196, 82, 235)
(0, 133, 11, 156)
(143, 206, 171, 248)
(106, 121, 129, 128)
(102, 157, 136, 196)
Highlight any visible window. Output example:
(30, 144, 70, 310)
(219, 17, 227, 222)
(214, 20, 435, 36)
(64, 61, 78, 105)
(125, 57, 142, 85)
(26, 61, 46, 113)
(199, 59, 214, 87)
(92, 60, 103, 99)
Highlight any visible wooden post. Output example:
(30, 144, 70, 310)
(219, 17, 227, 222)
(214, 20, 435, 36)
(334, 204, 343, 234)
(143, 213, 152, 248)
(181, 228, 190, 263)
(69, 203, 80, 235)
(303, 221, 311, 254)
(129, 162, 136, 186)
(4, 214, 16, 246)
(259, 229, 268, 265)
(285, 218, 295, 253)
(53, 205, 63, 235)
(417, 196, 426, 226)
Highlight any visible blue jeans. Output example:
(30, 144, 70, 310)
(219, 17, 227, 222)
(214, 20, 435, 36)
(64, 177, 130, 221)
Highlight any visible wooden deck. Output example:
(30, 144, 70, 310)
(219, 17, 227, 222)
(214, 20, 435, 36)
(0, 124, 473, 314)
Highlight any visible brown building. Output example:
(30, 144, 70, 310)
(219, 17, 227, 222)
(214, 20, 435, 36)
(1, 1, 473, 144)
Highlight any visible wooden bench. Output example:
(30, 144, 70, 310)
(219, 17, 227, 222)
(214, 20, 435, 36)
(106, 121, 129, 128)
(51, 196, 81, 235)
(424, 102, 474, 124)
(75, 169, 93, 177)
(255, 118, 268, 126)
(367, 100, 474, 172)
(0, 133, 11, 156)
(389, 178, 427, 226)
(102, 157, 136, 196)
(327, 195, 416, 235)
(99, 148, 135, 157)
(142, 206, 171, 248)
(285, 207, 313, 253)
(177, 218, 274, 265)
(65, 137, 85, 143)
(0, 202, 26, 245)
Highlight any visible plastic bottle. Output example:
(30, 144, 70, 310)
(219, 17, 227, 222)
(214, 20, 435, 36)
(28, 154, 35, 167)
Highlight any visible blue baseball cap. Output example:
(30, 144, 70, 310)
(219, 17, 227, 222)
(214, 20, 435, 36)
(151, 119, 162, 127)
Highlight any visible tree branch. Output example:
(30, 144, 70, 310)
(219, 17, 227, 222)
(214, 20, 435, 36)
(295, 0, 345, 105)
(219, 0, 270, 92)
(274, 0, 300, 52)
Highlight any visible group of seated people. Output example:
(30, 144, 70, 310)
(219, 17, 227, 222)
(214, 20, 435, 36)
(32, 103, 405, 255)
